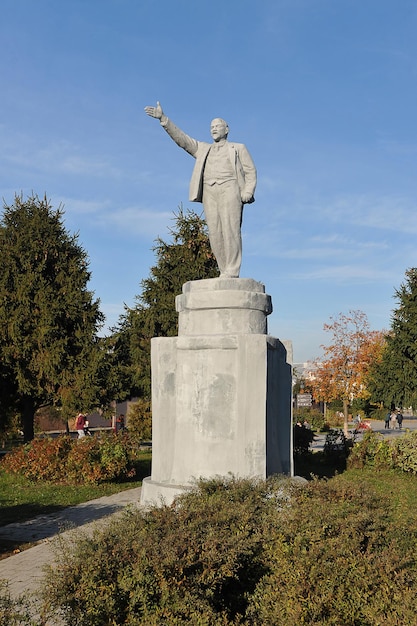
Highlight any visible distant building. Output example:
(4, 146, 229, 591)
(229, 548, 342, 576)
(293, 361, 319, 383)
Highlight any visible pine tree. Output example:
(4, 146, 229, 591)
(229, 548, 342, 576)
(112, 206, 218, 399)
(368, 268, 417, 408)
(0, 194, 104, 440)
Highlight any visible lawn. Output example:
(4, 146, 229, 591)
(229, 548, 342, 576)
(0, 450, 151, 558)
(0, 450, 151, 527)
(334, 466, 417, 526)
(294, 441, 417, 538)
(3, 446, 417, 563)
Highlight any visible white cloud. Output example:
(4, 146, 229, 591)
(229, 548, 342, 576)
(98, 206, 174, 238)
(319, 194, 417, 234)
(0, 128, 124, 180)
(59, 197, 111, 214)
(290, 263, 399, 283)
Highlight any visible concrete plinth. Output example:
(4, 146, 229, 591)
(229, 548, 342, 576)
(140, 278, 293, 507)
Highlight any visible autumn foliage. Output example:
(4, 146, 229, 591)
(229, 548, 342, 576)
(1, 434, 139, 484)
(309, 310, 385, 429)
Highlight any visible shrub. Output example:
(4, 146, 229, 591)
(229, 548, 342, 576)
(369, 405, 389, 422)
(0, 581, 34, 626)
(41, 476, 297, 625)
(40, 476, 417, 625)
(245, 479, 417, 625)
(322, 409, 344, 428)
(1, 434, 138, 485)
(391, 430, 417, 474)
(347, 430, 393, 470)
(345, 430, 417, 473)
(294, 407, 325, 430)
(127, 398, 152, 441)
(323, 428, 349, 458)
(348, 429, 417, 475)
(293, 425, 315, 455)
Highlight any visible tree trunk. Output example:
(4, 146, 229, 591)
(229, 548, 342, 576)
(343, 399, 349, 437)
(21, 396, 35, 442)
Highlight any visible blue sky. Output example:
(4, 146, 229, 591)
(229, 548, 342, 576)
(1, 0, 416, 363)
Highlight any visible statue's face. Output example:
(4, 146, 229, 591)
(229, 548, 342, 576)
(210, 118, 228, 141)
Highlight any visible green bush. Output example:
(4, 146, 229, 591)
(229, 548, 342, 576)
(127, 398, 152, 441)
(0, 581, 34, 626)
(323, 428, 350, 458)
(40, 476, 417, 625)
(348, 430, 393, 470)
(347, 430, 417, 474)
(293, 425, 315, 455)
(392, 430, 417, 474)
(245, 479, 417, 625)
(1, 434, 139, 485)
(322, 409, 344, 428)
(41, 476, 297, 625)
(369, 406, 389, 422)
(294, 407, 325, 430)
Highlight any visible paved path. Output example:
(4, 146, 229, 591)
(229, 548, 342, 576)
(0, 486, 142, 604)
(311, 418, 417, 451)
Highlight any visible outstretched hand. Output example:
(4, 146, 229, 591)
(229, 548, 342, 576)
(144, 101, 163, 119)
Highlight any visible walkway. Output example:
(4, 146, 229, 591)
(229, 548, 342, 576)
(0, 486, 142, 603)
(311, 418, 417, 451)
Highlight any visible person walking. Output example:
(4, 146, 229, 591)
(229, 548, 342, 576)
(396, 411, 403, 430)
(83, 418, 92, 436)
(384, 411, 390, 429)
(75, 413, 86, 438)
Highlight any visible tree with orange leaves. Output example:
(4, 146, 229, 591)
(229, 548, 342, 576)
(309, 310, 385, 434)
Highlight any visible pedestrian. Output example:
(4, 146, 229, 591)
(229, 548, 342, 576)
(75, 413, 86, 438)
(84, 418, 92, 436)
(390, 411, 397, 429)
(116, 414, 125, 433)
(384, 411, 390, 429)
(396, 411, 403, 430)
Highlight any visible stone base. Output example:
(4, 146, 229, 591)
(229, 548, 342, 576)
(176, 277, 272, 335)
(140, 278, 293, 507)
(140, 477, 192, 507)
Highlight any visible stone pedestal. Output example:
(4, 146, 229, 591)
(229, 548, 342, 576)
(140, 278, 293, 506)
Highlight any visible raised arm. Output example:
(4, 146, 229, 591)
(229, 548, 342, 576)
(144, 101, 199, 157)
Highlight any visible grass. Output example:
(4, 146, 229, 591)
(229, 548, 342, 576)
(334, 466, 417, 525)
(295, 445, 417, 527)
(0, 450, 151, 558)
(3, 445, 417, 560)
(0, 450, 151, 527)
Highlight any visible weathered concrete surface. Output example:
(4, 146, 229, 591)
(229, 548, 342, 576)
(141, 278, 293, 506)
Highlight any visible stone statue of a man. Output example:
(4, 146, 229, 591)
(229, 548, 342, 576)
(145, 102, 257, 278)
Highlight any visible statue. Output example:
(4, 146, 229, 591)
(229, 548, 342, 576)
(144, 102, 257, 278)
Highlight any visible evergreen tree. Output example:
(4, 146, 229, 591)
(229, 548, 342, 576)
(0, 194, 104, 440)
(112, 206, 218, 399)
(368, 268, 417, 409)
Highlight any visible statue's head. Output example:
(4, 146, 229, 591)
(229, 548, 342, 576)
(210, 118, 229, 141)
